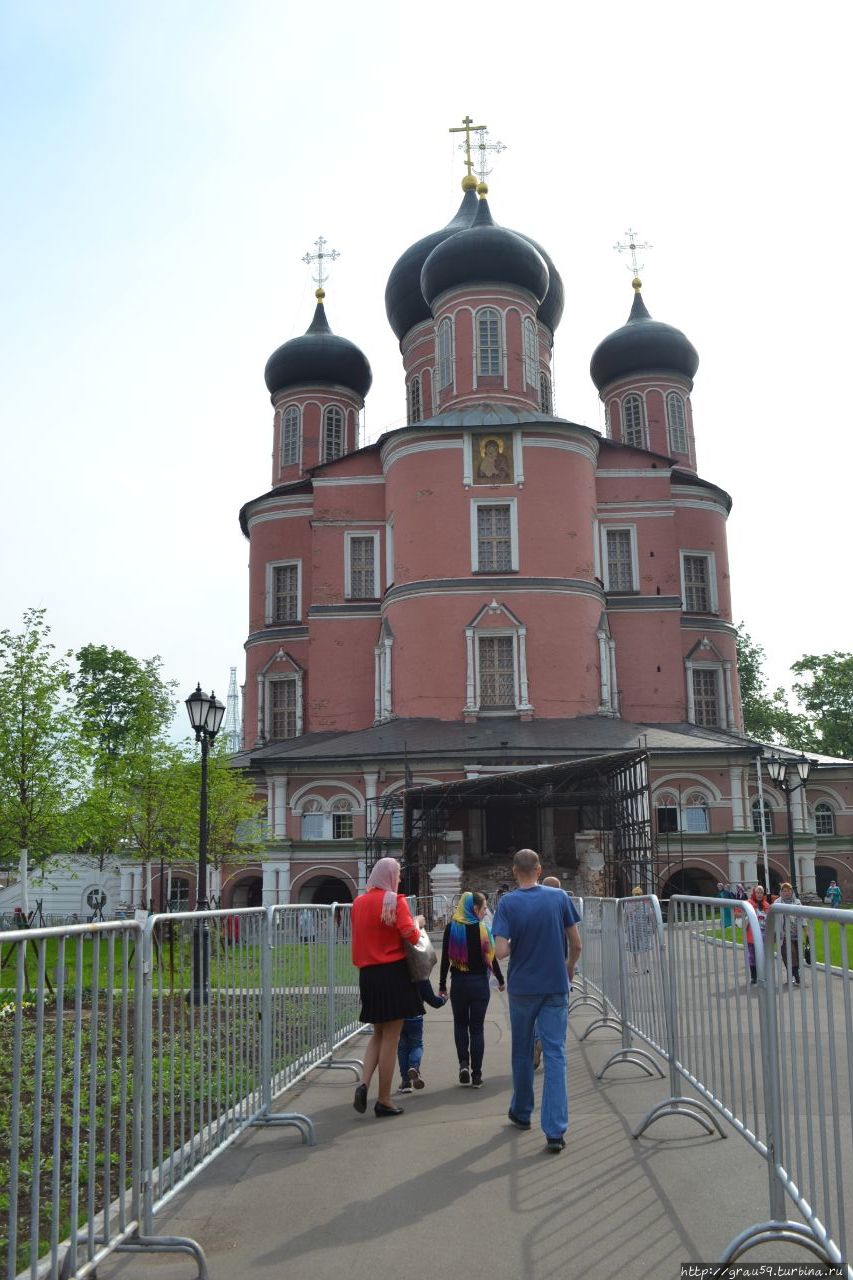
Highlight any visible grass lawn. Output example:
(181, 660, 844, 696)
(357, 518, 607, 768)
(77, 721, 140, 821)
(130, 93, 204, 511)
(709, 918, 852, 968)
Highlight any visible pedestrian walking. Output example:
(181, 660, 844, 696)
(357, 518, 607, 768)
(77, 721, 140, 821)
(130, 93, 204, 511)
(776, 882, 802, 986)
(492, 849, 581, 1153)
(439, 892, 505, 1088)
(396, 978, 446, 1094)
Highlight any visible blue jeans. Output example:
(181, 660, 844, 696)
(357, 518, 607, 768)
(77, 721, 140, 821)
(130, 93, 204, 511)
(397, 1016, 425, 1079)
(449, 971, 491, 1073)
(508, 993, 569, 1138)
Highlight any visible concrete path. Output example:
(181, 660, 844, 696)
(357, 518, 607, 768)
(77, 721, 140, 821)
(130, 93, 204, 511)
(101, 993, 791, 1280)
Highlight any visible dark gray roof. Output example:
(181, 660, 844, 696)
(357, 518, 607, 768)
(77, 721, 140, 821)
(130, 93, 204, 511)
(233, 716, 756, 770)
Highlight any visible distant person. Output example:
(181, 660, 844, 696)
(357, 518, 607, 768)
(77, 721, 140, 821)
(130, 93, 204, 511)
(439, 892, 505, 1088)
(776, 882, 801, 986)
(625, 886, 655, 973)
(350, 858, 424, 1117)
(396, 977, 446, 1094)
(742, 884, 774, 985)
(298, 908, 315, 943)
(717, 881, 735, 927)
(493, 850, 581, 1153)
(824, 880, 842, 908)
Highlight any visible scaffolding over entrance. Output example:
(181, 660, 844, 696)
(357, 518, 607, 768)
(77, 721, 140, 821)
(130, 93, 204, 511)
(401, 751, 653, 897)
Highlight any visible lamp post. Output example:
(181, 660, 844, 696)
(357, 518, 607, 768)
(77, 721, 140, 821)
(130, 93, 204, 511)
(764, 752, 814, 898)
(185, 684, 225, 1004)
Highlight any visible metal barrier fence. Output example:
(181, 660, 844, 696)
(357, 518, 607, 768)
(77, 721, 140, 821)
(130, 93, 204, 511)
(1, 904, 363, 1280)
(577, 893, 853, 1274)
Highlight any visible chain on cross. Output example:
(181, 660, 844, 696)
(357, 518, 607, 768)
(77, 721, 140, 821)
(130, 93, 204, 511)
(302, 236, 340, 290)
(614, 228, 652, 284)
(448, 114, 486, 179)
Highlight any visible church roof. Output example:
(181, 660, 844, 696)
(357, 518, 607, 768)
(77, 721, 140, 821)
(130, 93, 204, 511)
(264, 298, 372, 400)
(590, 288, 699, 392)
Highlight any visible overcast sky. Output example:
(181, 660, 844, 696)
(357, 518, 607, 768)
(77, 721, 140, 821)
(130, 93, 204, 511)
(2, 0, 850, 732)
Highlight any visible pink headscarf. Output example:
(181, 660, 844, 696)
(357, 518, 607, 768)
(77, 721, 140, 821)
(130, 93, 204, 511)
(365, 857, 401, 926)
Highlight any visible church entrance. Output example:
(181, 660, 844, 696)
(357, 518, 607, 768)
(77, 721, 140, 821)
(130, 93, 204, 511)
(298, 876, 353, 904)
(660, 867, 717, 898)
(230, 876, 263, 908)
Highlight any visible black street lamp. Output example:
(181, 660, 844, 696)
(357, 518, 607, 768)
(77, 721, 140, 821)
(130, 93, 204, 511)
(764, 752, 814, 897)
(185, 684, 225, 1003)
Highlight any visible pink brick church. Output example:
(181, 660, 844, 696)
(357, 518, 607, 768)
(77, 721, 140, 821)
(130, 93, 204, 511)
(225, 166, 852, 910)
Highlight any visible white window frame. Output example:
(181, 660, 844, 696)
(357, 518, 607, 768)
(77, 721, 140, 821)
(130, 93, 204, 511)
(470, 497, 519, 573)
(751, 797, 773, 834)
(374, 632, 394, 721)
(655, 793, 680, 834)
(475, 307, 503, 378)
(684, 792, 711, 833)
(621, 393, 647, 448)
(280, 404, 301, 468)
(666, 391, 688, 454)
(680, 550, 718, 613)
(814, 802, 835, 836)
(385, 518, 395, 588)
(345, 530, 381, 599)
(266, 673, 302, 741)
(323, 405, 345, 461)
(687, 665, 724, 728)
(266, 559, 302, 625)
(464, 626, 532, 715)
(522, 316, 538, 388)
(437, 317, 454, 391)
(601, 525, 639, 593)
(299, 796, 357, 840)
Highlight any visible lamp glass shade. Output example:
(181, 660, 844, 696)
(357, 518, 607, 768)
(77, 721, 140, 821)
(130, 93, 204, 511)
(795, 754, 812, 783)
(765, 755, 785, 784)
(185, 685, 212, 732)
(206, 694, 226, 737)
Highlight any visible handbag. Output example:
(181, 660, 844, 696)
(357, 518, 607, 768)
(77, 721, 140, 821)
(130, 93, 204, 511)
(403, 927, 437, 982)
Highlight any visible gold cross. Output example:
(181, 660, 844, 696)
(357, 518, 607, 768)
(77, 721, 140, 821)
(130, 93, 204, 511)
(449, 115, 486, 179)
(614, 228, 652, 283)
(302, 236, 340, 290)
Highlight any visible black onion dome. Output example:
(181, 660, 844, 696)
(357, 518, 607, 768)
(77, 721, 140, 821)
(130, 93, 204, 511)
(509, 232, 564, 333)
(384, 187, 479, 341)
(420, 197, 549, 309)
(590, 289, 699, 392)
(264, 300, 372, 399)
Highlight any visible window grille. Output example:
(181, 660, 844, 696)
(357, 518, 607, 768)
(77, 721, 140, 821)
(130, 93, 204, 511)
(409, 376, 422, 423)
(692, 669, 719, 726)
(438, 319, 453, 389)
(270, 679, 297, 740)
(476, 309, 502, 376)
(683, 555, 711, 611)
(666, 392, 688, 453)
(523, 317, 538, 386)
(815, 802, 835, 835)
(333, 813, 354, 839)
(622, 394, 646, 447)
(349, 535, 376, 597)
(323, 406, 344, 460)
(606, 529, 634, 591)
(272, 563, 299, 623)
(281, 405, 300, 466)
(477, 504, 512, 571)
(539, 372, 552, 414)
(752, 798, 773, 833)
(478, 635, 515, 707)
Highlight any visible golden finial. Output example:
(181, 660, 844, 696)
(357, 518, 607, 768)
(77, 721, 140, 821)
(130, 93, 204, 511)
(449, 114, 486, 180)
(477, 181, 488, 197)
(462, 173, 478, 191)
(615, 229, 652, 286)
(315, 287, 326, 301)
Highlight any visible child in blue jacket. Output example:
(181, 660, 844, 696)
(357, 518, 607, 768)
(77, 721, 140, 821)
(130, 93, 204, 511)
(396, 978, 446, 1093)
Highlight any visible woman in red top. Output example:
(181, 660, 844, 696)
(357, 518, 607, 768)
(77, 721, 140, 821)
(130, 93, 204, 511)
(351, 858, 424, 1117)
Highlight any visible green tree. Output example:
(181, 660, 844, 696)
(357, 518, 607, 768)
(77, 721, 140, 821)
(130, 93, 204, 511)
(0, 610, 87, 898)
(791, 652, 853, 760)
(736, 624, 814, 747)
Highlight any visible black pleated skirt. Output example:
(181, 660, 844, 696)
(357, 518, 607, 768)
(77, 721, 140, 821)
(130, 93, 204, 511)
(359, 959, 424, 1023)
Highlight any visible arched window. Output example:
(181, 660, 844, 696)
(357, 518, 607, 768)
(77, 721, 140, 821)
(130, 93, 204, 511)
(622, 394, 646, 448)
(684, 793, 710, 833)
(523, 317, 538, 387)
(666, 392, 688, 453)
(539, 372, 552, 414)
(408, 375, 422, 424)
(655, 792, 680, 833)
(301, 797, 325, 840)
(323, 406, 344, 461)
(331, 796, 354, 840)
(752, 797, 773, 834)
(281, 405, 300, 466)
(814, 802, 835, 836)
(476, 308, 502, 377)
(437, 318, 453, 390)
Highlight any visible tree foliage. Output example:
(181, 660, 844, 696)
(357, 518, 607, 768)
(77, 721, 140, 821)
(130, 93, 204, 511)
(791, 652, 853, 760)
(736, 624, 813, 747)
(0, 610, 87, 870)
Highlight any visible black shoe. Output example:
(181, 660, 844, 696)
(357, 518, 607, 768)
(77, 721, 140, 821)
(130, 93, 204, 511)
(374, 1101, 404, 1117)
(545, 1136, 566, 1153)
(508, 1111, 531, 1130)
(353, 1083, 368, 1114)
(471, 1072, 483, 1088)
(459, 1065, 471, 1085)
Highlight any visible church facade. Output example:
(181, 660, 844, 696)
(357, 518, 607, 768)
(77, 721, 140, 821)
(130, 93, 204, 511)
(227, 168, 851, 908)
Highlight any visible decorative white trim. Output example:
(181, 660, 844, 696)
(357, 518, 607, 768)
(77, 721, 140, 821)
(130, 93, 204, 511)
(385, 517, 395, 587)
(524, 436, 599, 464)
(265, 559, 302, 625)
(289, 779, 364, 811)
(470, 496, 519, 573)
(279, 404, 302, 469)
(600, 524, 639, 593)
(680, 549, 719, 613)
(345, 529, 381, 599)
(463, 605, 533, 715)
(381, 437, 464, 475)
(312, 475, 385, 487)
(247, 507, 313, 530)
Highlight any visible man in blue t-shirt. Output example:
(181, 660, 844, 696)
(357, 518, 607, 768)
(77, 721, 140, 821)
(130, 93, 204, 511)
(492, 849, 582, 1153)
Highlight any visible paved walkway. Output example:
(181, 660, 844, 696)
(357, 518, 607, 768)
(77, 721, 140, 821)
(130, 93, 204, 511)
(102, 993, 784, 1280)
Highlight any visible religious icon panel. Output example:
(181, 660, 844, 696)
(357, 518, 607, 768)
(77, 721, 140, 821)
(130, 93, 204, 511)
(473, 433, 513, 485)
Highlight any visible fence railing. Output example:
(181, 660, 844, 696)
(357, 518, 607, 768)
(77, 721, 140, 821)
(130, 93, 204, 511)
(1, 904, 362, 1280)
(577, 894, 853, 1275)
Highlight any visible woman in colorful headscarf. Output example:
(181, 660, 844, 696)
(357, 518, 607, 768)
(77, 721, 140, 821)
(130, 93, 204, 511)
(439, 892, 505, 1088)
(351, 858, 424, 1117)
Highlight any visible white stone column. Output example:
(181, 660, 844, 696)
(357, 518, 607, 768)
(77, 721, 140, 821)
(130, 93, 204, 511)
(792, 784, 808, 834)
(358, 858, 367, 894)
(729, 766, 746, 830)
(256, 673, 265, 744)
(363, 772, 378, 842)
(382, 638, 393, 716)
(723, 662, 735, 730)
(685, 662, 695, 722)
(608, 639, 620, 715)
(262, 862, 278, 906)
(464, 628, 476, 710)
(518, 627, 532, 710)
(373, 647, 382, 722)
(597, 629, 610, 711)
(272, 775, 288, 838)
